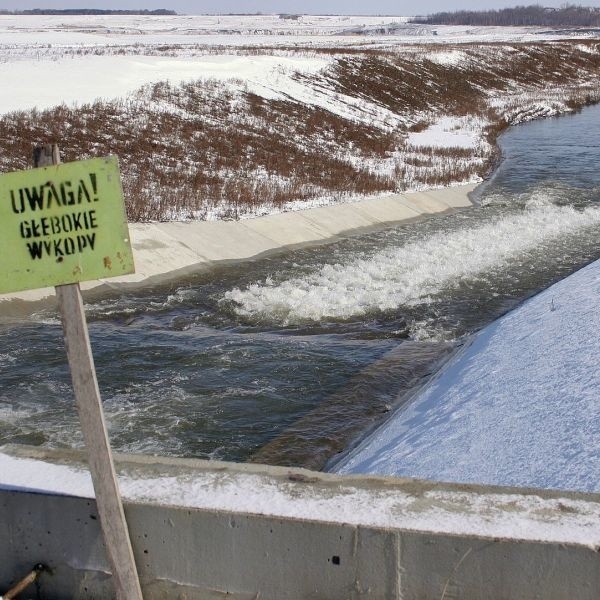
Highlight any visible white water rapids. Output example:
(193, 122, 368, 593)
(5, 102, 600, 469)
(225, 196, 600, 323)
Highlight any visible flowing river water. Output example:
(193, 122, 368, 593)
(1, 104, 599, 470)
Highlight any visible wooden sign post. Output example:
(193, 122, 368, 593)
(1, 145, 143, 599)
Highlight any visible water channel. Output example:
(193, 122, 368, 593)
(1, 103, 599, 470)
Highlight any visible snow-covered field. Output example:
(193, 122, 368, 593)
(1, 15, 599, 220)
(335, 258, 600, 493)
(0, 14, 590, 50)
(1, 14, 596, 109)
(1, 15, 593, 115)
(0, 54, 328, 114)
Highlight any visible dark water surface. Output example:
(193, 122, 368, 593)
(1, 104, 599, 467)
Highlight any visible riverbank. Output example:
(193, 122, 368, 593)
(334, 256, 600, 492)
(0, 183, 474, 316)
(2, 35, 599, 222)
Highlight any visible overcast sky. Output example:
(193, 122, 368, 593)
(3, 1, 600, 15)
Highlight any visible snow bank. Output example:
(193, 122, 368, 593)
(0, 54, 328, 114)
(336, 258, 600, 493)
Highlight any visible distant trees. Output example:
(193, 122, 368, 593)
(414, 4, 600, 27)
(2, 9, 177, 16)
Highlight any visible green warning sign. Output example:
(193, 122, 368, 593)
(0, 156, 135, 294)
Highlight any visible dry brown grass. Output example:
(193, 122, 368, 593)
(0, 40, 599, 220)
(0, 86, 398, 220)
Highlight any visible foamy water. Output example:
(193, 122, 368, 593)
(2, 104, 600, 468)
(225, 197, 600, 324)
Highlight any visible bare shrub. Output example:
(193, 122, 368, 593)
(1, 41, 600, 220)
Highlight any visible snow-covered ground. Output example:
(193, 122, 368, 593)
(1, 14, 599, 222)
(407, 116, 480, 149)
(0, 14, 592, 49)
(1, 15, 596, 117)
(2, 448, 600, 547)
(0, 54, 328, 114)
(335, 258, 600, 494)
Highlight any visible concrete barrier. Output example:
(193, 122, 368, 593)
(1, 445, 599, 599)
(0, 185, 475, 315)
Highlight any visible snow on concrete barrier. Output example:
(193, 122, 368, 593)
(1, 444, 600, 599)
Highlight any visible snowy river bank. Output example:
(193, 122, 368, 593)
(334, 257, 600, 492)
(0, 96, 599, 482)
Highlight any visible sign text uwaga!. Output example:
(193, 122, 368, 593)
(0, 156, 134, 294)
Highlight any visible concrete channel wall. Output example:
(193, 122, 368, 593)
(1, 445, 600, 599)
(0, 184, 475, 315)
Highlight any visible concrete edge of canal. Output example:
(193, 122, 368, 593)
(0, 184, 476, 316)
(1, 443, 599, 599)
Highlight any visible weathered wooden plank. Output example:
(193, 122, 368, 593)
(35, 144, 143, 600)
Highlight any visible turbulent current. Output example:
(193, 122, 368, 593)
(1, 104, 600, 468)
(226, 196, 600, 324)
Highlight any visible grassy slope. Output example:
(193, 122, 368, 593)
(1, 40, 599, 221)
